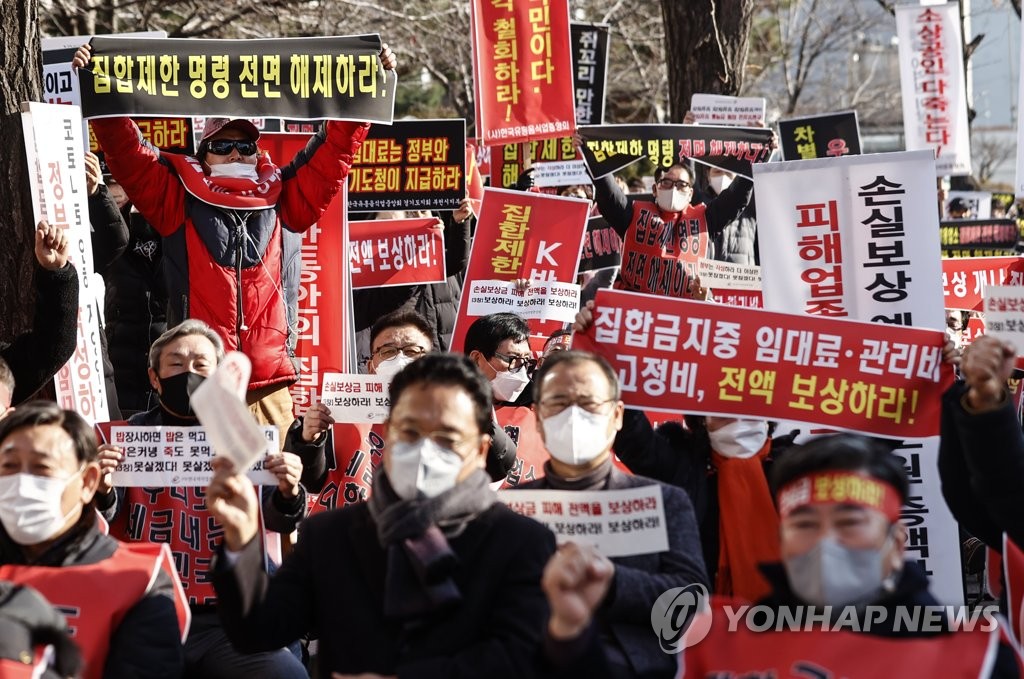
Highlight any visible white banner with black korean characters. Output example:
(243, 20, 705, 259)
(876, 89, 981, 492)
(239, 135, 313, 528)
(320, 373, 391, 424)
(697, 257, 762, 291)
(755, 149, 945, 331)
(109, 425, 278, 486)
(500, 485, 669, 558)
(466, 279, 581, 324)
(21, 101, 110, 424)
(895, 2, 971, 176)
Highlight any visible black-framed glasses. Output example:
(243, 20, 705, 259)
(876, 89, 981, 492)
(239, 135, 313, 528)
(492, 351, 536, 375)
(373, 344, 427, 361)
(538, 397, 616, 416)
(206, 139, 258, 156)
(657, 178, 693, 191)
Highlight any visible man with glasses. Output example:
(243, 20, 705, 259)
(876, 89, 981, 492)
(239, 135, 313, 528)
(465, 313, 547, 486)
(517, 350, 707, 679)
(72, 43, 397, 444)
(591, 157, 752, 299)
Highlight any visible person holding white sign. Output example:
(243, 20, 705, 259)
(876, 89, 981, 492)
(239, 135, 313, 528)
(94, 320, 308, 679)
(206, 353, 556, 678)
(516, 350, 707, 679)
(0, 402, 187, 679)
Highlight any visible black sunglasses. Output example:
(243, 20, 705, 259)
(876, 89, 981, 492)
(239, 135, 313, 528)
(205, 139, 258, 156)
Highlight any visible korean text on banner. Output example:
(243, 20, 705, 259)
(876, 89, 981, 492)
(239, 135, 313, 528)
(79, 35, 396, 123)
(500, 486, 669, 558)
(895, 3, 971, 176)
(754, 149, 945, 331)
(321, 373, 390, 424)
(984, 286, 1024, 353)
(471, 0, 576, 145)
(943, 257, 1024, 311)
(573, 288, 953, 440)
(349, 218, 446, 289)
(690, 94, 766, 127)
(109, 425, 278, 486)
(21, 101, 110, 424)
(570, 22, 609, 126)
(778, 111, 861, 161)
(466, 280, 581, 323)
(449, 188, 590, 352)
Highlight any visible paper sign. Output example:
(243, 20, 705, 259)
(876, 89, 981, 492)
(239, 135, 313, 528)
(690, 94, 766, 127)
(191, 352, 268, 471)
(531, 160, 592, 188)
(466, 280, 581, 323)
(500, 485, 669, 557)
(983, 285, 1024, 353)
(321, 373, 391, 424)
(109, 425, 277, 486)
(698, 258, 762, 291)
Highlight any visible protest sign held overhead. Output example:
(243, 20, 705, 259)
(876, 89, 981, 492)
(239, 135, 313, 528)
(578, 216, 622, 273)
(349, 217, 446, 289)
(690, 94, 766, 127)
(492, 136, 579, 189)
(940, 219, 1020, 258)
(778, 111, 861, 160)
(78, 35, 397, 122)
(570, 22, 609, 126)
(574, 289, 954, 440)
(577, 124, 774, 179)
(348, 119, 466, 213)
(471, 0, 576, 145)
(942, 257, 1024, 311)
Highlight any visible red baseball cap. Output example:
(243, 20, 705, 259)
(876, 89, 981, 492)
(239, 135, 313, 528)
(200, 117, 260, 142)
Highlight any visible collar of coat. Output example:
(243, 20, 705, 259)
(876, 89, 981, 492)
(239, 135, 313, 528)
(164, 152, 283, 210)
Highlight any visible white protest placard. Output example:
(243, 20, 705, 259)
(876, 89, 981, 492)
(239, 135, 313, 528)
(321, 373, 391, 424)
(191, 352, 269, 471)
(946, 190, 991, 219)
(895, 2, 971, 176)
(21, 101, 109, 424)
(466, 279, 580, 323)
(499, 485, 668, 558)
(532, 160, 592, 188)
(697, 257, 762, 291)
(982, 285, 1024, 352)
(109, 425, 278, 486)
(690, 94, 766, 127)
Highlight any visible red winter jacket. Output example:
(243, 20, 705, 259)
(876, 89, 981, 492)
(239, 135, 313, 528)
(91, 117, 368, 390)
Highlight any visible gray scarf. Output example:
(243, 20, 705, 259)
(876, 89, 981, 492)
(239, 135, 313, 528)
(367, 468, 496, 619)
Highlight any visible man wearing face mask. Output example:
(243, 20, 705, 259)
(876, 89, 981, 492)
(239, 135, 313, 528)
(680, 433, 1022, 678)
(590, 153, 752, 298)
(465, 313, 546, 487)
(72, 42, 398, 444)
(206, 353, 557, 678)
(0, 401, 187, 679)
(94, 320, 309, 679)
(514, 350, 707, 679)
(286, 310, 517, 503)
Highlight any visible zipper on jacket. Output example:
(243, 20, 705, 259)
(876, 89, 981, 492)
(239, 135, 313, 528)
(234, 214, 248, 347)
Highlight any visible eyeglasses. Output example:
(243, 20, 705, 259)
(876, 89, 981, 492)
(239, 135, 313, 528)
(206, 139, 258, 156)
(373, 344, 427, 361)
(538, 397, 616, 416)
(389, 425, 477, 453)
(492, 351, 537, 375)
(657, 178, 693, 191)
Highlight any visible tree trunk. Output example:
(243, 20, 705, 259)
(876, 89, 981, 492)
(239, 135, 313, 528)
(0, 0, 41, 341)
(660, 0, 756, 122)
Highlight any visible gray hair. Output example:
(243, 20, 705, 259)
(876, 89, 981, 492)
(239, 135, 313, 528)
(148, 320, 225, 372)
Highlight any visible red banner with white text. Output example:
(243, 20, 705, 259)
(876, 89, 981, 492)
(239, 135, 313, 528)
(349, 217, 446, 289)
(573, 289, 954, 439)
(943, 256, 1024, 311)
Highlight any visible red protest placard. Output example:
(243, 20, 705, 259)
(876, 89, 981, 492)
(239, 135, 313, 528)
(471, 0, 576, 146)
(573, 289, 954, 439)
(349, 218, 446, 289)
(450, 187, 590, 352)
(942, 256, 1024, 311)
(260, 133, 352, 417)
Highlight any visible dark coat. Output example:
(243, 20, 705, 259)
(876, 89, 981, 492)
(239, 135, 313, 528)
(212, 502, 556, 679)
(520, 466, 707, 678)
(0, 511, 183, 678)
(3, 263, 79, 405)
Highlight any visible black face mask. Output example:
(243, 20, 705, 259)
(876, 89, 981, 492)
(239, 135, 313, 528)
(157, 372, 206, 420)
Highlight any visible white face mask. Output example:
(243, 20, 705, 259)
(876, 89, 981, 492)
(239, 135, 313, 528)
(655, 187, 688, 213)
(208, 162, 258, 181)
(708, 420, 768, 459)
(708, 174, 734, 195)
(374, 354, 415, 383)
(491, 368, 531, 403)
(387, 438, 465, 500)
(542, 405, 613, 466)
(0, 470, 83, 545)
(784, 535, 891, 608)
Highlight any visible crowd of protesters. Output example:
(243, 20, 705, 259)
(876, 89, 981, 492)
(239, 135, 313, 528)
(0, 39, 1023, 679)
